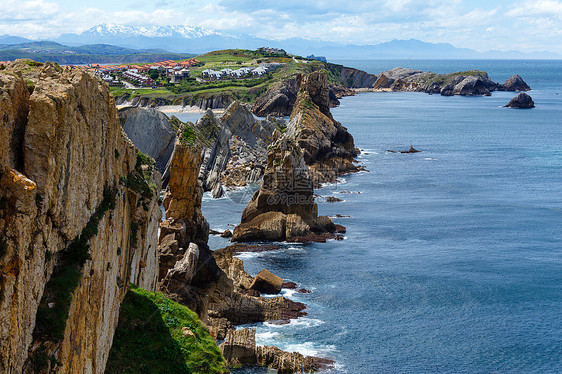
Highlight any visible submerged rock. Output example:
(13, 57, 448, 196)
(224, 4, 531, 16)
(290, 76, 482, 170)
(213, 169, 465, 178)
(505, 93, 535, 108)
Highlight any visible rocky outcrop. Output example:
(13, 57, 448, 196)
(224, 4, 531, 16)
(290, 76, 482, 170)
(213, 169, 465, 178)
(498, 74, 531, 92)
(198, 102, 281, 198)
(253, 74, 301, 117)
(373, 68, 531, 97)
(286, 71, 359, 184)
(0, 61, 160, 374)
(220, 328, 334, 374)
(232, 136, 338, 242)
(118, 107, 176, 175)
(338, 66, 378, 88)
(250, 268, 283, 294)
(157, 125, 210, 280)
(505, 93, 535, 108)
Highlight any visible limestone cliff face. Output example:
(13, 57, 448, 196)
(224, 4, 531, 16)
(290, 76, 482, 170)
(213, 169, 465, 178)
(0, 61, 160, 373)
(199, 103, 280, 198)
(118, 107, 176, 175)
(286, 71, 359, 184)
(252, 74, 301, 117)
(338, 67, 378, 88)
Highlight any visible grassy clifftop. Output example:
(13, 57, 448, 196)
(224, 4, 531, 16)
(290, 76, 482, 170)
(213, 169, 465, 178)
(105, 285, 228, 374)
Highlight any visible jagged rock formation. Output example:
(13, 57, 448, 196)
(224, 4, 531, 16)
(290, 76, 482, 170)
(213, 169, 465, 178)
(116, 93, 234, 111)
(118, 107, 176, 175)
(498, 74, 531, 92)
(232, 136, 338, 243)
(220, 328, 334, 374)
(338, 66, 378, 88)
(157, 127, 308, 344)
(286, 71, 359, 184)
(253, 67, 375, 118)
(157, 126, 210, 280)
(198, 102, 281, 198)
(373, 69, 531, 96)
(505, 93, 535, 108)
(253, 74, 301, 117)
(0, 60, 160, 373)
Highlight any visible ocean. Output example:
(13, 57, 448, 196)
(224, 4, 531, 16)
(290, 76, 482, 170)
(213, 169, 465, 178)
(182, 60, 562, 373)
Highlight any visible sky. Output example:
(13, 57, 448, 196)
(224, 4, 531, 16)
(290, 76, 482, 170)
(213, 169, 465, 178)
(1, 0, 561, 53)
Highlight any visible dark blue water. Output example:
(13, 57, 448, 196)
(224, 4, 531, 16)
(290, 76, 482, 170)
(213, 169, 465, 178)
(201, 60, 562, 373)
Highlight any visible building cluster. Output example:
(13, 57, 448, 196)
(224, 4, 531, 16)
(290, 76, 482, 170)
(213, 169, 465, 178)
(201, 62, 282, 80)
(86, 58, 200, 86)
(257, 47, 287, 55)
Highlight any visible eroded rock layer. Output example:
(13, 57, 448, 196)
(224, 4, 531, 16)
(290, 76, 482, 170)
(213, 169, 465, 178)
(286, 71, 359, 184)
(0, 60, 160, 374)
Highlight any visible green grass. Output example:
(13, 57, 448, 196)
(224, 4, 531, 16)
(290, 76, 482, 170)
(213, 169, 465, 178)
(180, 125, 197, 145)
(105, 285, 228, 374)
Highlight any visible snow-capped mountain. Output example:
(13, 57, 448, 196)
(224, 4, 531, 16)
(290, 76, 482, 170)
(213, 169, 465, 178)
(85, 24, 230, 39)
(55, 23, 258, 53)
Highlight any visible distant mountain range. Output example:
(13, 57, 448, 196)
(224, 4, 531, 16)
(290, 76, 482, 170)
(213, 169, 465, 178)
(1, 24, 560, 60)
(0, 40, 193, 64)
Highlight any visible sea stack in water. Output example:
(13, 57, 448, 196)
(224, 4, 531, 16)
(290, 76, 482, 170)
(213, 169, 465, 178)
(499, 74, 531, 92)
(232, 136, 337, 242)
(286, 71, 359, 185)
(505, 93, 535, 109)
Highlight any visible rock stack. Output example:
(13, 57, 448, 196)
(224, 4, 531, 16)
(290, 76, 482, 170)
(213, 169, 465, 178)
(232, 136, 338, 242)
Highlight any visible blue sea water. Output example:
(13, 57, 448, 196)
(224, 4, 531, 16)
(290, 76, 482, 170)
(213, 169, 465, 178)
(200, 60, 562, 373)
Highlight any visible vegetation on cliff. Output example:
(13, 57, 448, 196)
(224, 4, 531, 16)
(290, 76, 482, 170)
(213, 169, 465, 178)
(111, 48, 346, 107)
(106, 285, 228, 374)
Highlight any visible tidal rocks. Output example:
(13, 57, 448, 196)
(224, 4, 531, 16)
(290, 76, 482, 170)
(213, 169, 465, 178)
(220, 328, 334, 374)
(505, 93, 535, 108)
(387, 145, 421, 153)
(118, 107, 176, 174)
(498, 74, 531, 91)
(232, 136, 337, 242)
(286, 71, 359, 184)
(452, 75, 492, 96)
(198, 102, 281, 197)
(250, 268, 284, 294)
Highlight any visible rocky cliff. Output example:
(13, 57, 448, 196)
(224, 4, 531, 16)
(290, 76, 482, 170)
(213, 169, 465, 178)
(338, 66, 378, 88)
(198, 102, 281, 198)
(372, 68, 531, 96)
(232, 136, 338, 243)
(0, 60, 160, 373)
(118, 107, 176, 175)
(286, 71, 359, 184)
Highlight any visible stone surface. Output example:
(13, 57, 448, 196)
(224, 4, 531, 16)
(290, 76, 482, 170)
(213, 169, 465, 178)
(118, 107, 176, 175)
(232, 136, 337, 242)
(198, 103, 281, 197)
(286, 71, 359, 185)
(505, 93, 535, 108)
(250, 268, 284, 294)
(220, 327, 334, 374)
(253, 74, 301, 117)
(499, 74, 531, 92)
(0, 60, 160, 374)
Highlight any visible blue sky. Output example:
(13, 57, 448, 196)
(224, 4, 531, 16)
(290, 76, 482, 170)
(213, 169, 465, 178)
(1, 0, 561, 53)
